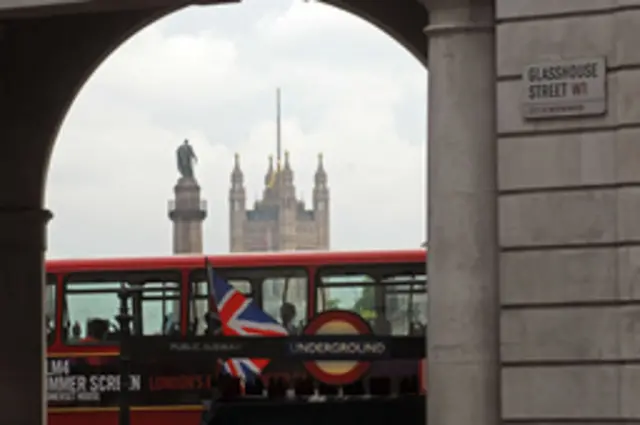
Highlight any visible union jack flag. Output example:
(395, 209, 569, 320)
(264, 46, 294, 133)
(206, 260, 288, 382)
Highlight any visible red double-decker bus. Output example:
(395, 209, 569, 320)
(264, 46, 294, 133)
(45, 249, 427, 425)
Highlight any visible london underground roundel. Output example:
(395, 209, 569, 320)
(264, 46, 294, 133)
(302, 310, 373, 385)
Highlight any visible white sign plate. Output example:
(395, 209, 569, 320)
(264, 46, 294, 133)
(522, 57, 607, 119)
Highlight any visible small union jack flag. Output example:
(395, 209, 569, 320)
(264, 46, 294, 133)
(206, 260, 288, 382)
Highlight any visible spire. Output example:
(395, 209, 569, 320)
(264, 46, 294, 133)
(231, 153, 243, 185)
(315, 152, 327, 186)
(265, 155, 275, 188)
(265, 88, 283, 191)
(284, 150, 291, 170)
(282, 150, 293, 186)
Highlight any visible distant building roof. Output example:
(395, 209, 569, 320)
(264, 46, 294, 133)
(247, 204, 279, 221)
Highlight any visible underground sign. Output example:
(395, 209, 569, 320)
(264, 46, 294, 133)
(301, 310, 374, 385)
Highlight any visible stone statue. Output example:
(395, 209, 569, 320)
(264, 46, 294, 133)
(176, 139, 197, 179)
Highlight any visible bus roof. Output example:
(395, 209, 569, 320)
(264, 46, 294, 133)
(46, 249, 427, 273)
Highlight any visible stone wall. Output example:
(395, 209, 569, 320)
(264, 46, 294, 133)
(496, 1, 640, 422)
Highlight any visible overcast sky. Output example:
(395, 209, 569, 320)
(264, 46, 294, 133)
(45, 0, 427, 259)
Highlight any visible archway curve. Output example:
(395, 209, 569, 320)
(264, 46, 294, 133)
(0, 3, 432, 424)
(320, 0, 428, 67)
(41, 0, 429, 184)
(46, 0, 428, 257)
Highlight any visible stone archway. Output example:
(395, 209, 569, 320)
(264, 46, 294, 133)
(0, 1, 498, 425)
(1, 0, 430, 201)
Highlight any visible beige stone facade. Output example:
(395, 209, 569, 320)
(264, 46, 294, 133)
(229, 152, 330, 253)
(494, 1, 640, 423)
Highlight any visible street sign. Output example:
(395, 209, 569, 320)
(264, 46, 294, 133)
(522, 57, 607, 119)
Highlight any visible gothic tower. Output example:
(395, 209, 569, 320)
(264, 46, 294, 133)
(229, 153, 246, 252)
(313, 153, 330, 249)
(279, 151, 297, 250)
(228, 89, 330, 252)
(228, 150, 330, 252)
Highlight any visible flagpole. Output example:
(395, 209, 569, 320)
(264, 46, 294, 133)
(204, 258, 226, 383)
(205, 258, 219, 310)
(276, 87, 281, 173)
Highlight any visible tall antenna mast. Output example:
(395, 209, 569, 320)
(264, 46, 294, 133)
(276, 88, 282, 171)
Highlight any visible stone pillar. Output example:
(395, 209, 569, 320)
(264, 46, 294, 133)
(168, 177, 207, 254)
(423, 2, 499, 425)
(0, 208, 51, 425)
(168, 176, 207, 329)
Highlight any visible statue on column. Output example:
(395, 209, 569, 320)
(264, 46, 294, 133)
(176, 139, 197, 179)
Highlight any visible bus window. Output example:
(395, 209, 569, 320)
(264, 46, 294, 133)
(189, 273, 252, 336)
(316, 273, 381, 325)
(62, 270, 181, 344)
(45, 274, 56, 346)
(262, 273, 308, 333)
(188, 267, 308, 335)
(382, 274, 427, 336)
(317, 264, 427, 336)
(136, 281, 181, 336)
